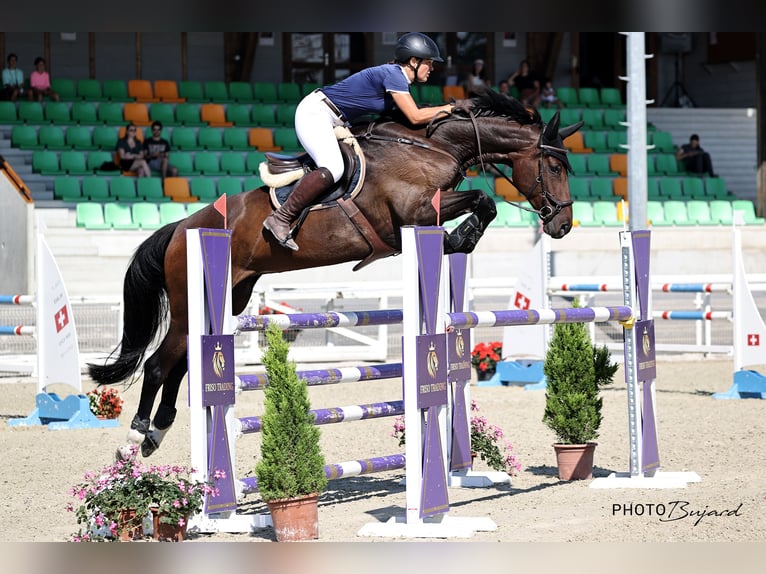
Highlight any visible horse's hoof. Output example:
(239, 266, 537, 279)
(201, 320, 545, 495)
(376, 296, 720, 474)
(115, 444, 136, 461)
(141, 434, 160, 458)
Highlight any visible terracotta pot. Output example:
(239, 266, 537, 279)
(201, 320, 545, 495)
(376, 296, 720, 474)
(116, 508, 144, 541)
(152, 511, 189, 542)
(266, 492, 319, 542)
(475, 366, 496, 381)
(553, 442, 597, 480)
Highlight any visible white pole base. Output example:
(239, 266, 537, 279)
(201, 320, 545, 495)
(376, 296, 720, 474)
(188, 512, 272, 534)
(448, 470, 511, 488)
(357, 514, 497, 539)
(590, 470, 702, 489)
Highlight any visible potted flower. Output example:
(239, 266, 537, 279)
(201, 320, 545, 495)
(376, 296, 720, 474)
(542, 301, 619, 480)
(471, 341, 502, 381)
(254, 323, 328, 541)
(87, 386, 124, 419)
(392, 400, 521, 477)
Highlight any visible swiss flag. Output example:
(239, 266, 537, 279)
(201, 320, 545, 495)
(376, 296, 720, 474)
(514, 291, 531, 310)
(54, 305, 69, 333)
(747, 333, 760, 346)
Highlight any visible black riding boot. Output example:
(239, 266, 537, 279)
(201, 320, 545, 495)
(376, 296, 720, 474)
(263, 167, 334, 251)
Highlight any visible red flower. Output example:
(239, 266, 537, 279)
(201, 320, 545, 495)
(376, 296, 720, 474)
(470, 341, 502, 370)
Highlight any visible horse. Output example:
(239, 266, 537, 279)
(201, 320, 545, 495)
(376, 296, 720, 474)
(87, 90, 583, 457)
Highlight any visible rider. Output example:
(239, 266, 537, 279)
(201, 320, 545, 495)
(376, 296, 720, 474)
(263, 32, 457, 251)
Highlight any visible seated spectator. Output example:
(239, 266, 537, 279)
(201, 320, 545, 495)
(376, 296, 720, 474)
(144, 121, 178, 180)
(497, 80, 510, 97)
(2, 53, 24, 102)
(116, 123, 151, 177)
(508, 59, 540, 107)
(540, 79, 562, 109)
(676, 134, 717, 177)
(465, 58, 491, 97)
(27, 57, 59, 102)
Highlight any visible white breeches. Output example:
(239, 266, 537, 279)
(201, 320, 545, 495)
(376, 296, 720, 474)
(294, 89, 347, 183)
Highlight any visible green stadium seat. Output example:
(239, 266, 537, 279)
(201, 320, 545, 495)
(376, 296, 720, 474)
(251, 104, 278, 127)
(556, 87, 578, 107)
(32, 150, 61, 175)
(573, 201, 595, 226)
(194, 151, 224, 175)
(277, 82, 301, 103)
(685, 200, 713, 224)
(301, 83, 321, 97)
(18, 101, 45, 123)
(655, 154, 681, 176)
(681, 177, 705, 198)
(92, 125, 118, 150)
(82, 177, 111, 201)
(732, 200, 765, 224)
(110, 177, 138, 201)
(217, 176, 244, 196)
(489, 202, 519, 227)
(77, 79, 106, 102)
(577, 87, 601, 108)
(646, 200, 669, 226)
(0, 101, 21, 124)
(538, 107, 557, 124)
(149, 103, 177, 126)
(591, 200, 620, 226)
(178, 81, 206, 103)
(159, 202, 188, 224)
(44, 101, 75, 125)
(104, 202, 139, 229)
(171, 127, 199, 150)
(223, 128, 250, 151)
(71, 101, 99, 125)
(186, 202, 209, 215)
(276, 104, 297, 126)
(131, 203, 162, 229)
(708, 200, 733, 224)
(606, 130, 627, 151)
(228, 82, 254, 103)
(245, 151, 266, 173)
(600, 87, 624, 108)
(65, 125, 97, 150)
(647, 177, 662, 199)
(559, 107, 582, 127)
(273, 127, 302, 152)
(603, 108, 627, 130)
(190, 177, 219, 201)
(197, 127, 227, 151)
(646, 154, 658, 177)
(662, 200, 694, 225)
(567, 154, 587, 176)
(175, 103, 206, 127)
(658, 177, 684, 199)
(102, 79, 133, 102)
(76, 203, 110, 229)
(203, 81, 232, 103)
(651, 131, 675, 153)
(568, 177, 590, 200)
(53, 177, 84, 202)
(704, 177, 729, 199)
(586, 154, 617, 176)
(11, 125, 41, 149)
(418, 85, 443, 104)
(583, 131, 609, 153)
(243, 175, 265, 190)
(220, 152, 248, 175)
(97, 102, 126, 125)
(226, 103, 254, 127)
(60, 150, 90, 175)
(137, 178, 171, 202)
(50, 78, 77, 101)
(169, 151, 199, 176)
(87, 150, 114, 173)
(253, 82, 279, 104)
(580, 108, 604, 130)
(38, 125, 67, 149)
(589, 177, 616, 199)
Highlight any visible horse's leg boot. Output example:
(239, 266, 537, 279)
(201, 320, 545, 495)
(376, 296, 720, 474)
(263, 167, 334, 251)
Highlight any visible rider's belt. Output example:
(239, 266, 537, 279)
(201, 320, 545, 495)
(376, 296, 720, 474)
(314, 89, 347, 123)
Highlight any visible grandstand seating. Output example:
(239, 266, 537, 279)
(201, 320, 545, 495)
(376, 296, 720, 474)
(154, 80, 185, 103)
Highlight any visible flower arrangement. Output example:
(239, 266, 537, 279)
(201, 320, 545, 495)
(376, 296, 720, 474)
(67, 444, 220, 542)
(471, 341, 503, 372)
(391, 400, 521, 476)
(86, 386, 124, 419)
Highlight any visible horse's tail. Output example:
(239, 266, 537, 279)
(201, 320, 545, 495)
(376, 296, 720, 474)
(87, 222, 179, 386)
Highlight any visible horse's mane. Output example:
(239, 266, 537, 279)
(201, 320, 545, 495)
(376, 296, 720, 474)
(463, 90, 541, 125)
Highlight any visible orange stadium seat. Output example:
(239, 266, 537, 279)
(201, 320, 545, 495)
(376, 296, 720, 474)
(200, 103, 233, 127)
(123, 103, 152, 126)
(248, 127, 281, 151)
(163, 177, 198, 203)
(154, 80, 186, 103)
(563, 131, 592, 154)
(127, 79, 160, 103)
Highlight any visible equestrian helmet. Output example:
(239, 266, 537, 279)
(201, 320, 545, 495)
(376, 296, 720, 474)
(395, 33, 443, 63)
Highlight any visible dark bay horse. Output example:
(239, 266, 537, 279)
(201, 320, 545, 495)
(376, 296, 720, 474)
(88, 90, 582, 457)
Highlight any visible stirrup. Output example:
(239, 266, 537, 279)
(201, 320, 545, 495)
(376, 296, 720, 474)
(263, 216, 299, 251)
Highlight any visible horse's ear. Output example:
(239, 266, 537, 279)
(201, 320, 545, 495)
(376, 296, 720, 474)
(558, 120, 584, 140)
(543, 112, 561, 142)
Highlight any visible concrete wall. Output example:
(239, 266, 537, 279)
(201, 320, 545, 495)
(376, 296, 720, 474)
(0, 166, 33, 294)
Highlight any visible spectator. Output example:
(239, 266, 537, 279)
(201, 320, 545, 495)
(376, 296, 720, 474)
(497, 80, 510, 97)
(676, 134, 717, 177)
(540, 79, 562, 109)
(2, 53, 24, 102)
(508, 59, 540, 107)
(465, 58, 491, 97)
(27, 57, 59, 102)
(144, 121, 178, 180)
(116, 123, 151, 177)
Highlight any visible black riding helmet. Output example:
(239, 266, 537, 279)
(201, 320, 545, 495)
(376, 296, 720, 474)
(394, 33, 444, 63)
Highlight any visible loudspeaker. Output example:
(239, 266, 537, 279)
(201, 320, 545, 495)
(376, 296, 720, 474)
(661, 33, 692, 54)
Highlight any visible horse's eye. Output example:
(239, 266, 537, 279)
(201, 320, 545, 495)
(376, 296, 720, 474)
(549, 164, 562, 176)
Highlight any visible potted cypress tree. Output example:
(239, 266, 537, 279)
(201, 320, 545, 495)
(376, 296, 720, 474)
(255, 324, 328, 541)
(542, 301, 619, 480)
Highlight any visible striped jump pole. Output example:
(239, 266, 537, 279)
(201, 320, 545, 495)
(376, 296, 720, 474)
(236, 309, 404, 332)
(236, 362, 403, 391)
(0, 325, 35, 336)
(0, 295, 35, 305)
